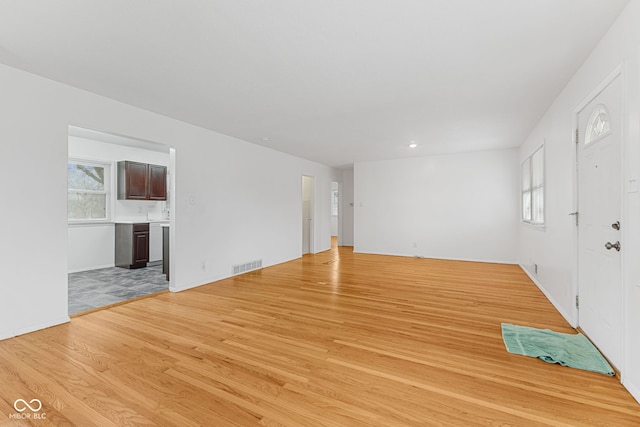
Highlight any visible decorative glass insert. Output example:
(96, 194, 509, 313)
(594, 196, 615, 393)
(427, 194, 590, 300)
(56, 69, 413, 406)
(68, 161, 109, 220)
(585, 104, 611, 145)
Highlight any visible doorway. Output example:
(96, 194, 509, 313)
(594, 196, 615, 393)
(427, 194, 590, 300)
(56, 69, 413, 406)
(575, 71, 623, 369)
(67, 126, 175, 314)
(331, 181, 341, 247)
(302, 175, 314, 254)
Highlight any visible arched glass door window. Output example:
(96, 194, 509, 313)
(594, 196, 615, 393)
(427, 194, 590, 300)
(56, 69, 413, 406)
(585, 104, 611, 145)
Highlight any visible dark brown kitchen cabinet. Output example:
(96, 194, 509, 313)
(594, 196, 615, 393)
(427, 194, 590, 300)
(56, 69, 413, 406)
(115, 223, 150, 269)
(117, 161, 167, 200)
(148, 164, 167, 200)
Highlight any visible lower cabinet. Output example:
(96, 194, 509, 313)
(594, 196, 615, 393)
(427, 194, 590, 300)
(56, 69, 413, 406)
(115, 223, 149, 269)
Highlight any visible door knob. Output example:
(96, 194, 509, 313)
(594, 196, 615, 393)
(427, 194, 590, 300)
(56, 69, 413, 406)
(611, 221, 620, 230)
(605, 241, 621, 251)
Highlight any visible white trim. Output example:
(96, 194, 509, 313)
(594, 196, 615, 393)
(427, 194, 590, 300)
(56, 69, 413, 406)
(622, 378, 640, 405)
(353, 250, 517, 266)
(337, 181, 344, 247)
(619, 63, 629, 387)
(574, 65, 623, 113)
(521, 222, 546, 232)
(68, 264, 115, 274)
(0, 328, 14, 341)
(12, 316, 71, 338)
(167, 147, 177, 292)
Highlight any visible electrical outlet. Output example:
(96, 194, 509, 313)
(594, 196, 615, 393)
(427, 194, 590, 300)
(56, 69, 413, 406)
(201, 261, 206, 271)
(412, 242, 417, 248)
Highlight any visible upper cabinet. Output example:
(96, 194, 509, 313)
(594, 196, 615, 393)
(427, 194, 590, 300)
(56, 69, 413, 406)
(117, 160, 167, 200)
(147, 164, 168, 200)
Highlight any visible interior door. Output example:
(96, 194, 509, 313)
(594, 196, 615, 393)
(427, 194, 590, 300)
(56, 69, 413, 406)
(302, 200, 311, 254)
(577, 74, 622, 369)
(302, 176, 314, 255)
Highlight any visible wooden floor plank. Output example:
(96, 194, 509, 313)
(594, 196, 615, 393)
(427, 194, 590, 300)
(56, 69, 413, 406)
(1, 244, 639, 426)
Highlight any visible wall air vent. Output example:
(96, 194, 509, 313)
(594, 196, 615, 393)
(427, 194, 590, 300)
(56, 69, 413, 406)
(232, 259, 263, 276)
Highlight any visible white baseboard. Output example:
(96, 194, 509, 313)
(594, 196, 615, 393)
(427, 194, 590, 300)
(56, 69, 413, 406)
(519, 264, 576, 327)
(353, 249, 517, 265)
(170, 274, 227, 293)
(0, 328, 14, 341)
(623, 378, 640, 405)
(68, 263, 115, 274)
(11, 316, 71, 338)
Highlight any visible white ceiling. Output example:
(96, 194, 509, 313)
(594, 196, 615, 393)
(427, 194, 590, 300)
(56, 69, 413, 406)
(0, 0, 629, 167)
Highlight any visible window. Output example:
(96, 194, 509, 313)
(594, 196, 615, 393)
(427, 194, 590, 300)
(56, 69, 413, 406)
(331, 189, 339, 216)
(522, 146, 544, 225)
(585, 104, 611, 145)
(68, 160, 110, 221)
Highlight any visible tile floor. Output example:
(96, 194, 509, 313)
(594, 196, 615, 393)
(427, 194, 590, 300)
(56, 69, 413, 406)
(68, 265, 169, 315)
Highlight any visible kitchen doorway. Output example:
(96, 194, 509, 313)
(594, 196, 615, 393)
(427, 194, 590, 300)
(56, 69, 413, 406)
(67, 126, 175, 315)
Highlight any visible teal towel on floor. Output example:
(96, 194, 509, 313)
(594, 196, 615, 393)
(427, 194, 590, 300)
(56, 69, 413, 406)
(501, 323, 614, 376)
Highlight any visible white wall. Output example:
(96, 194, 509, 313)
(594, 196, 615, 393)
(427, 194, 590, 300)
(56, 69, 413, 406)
(518, 0, 640, 403)
(0, 62, 337, 341)
(68, 224, 115, 272)
(354, 149, 519, 263)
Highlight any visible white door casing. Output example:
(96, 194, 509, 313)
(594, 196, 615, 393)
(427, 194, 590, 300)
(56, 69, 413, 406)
(576, 73, 623, 369)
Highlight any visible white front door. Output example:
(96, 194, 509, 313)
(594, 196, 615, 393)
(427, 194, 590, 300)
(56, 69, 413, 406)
(577, 74, 623, 369)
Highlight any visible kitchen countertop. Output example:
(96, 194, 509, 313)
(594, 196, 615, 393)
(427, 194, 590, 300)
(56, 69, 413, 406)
(114, 219, 170, 224)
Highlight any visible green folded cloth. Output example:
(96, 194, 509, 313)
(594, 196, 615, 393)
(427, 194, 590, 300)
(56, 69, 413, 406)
(501, 323, 614, 376)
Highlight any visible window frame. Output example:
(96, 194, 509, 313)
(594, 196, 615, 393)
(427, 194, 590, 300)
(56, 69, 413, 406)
(67, 158, 112, 223)
(521, 145, 545, 226)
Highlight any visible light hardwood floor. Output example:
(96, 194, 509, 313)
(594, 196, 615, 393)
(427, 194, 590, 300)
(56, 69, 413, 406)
(1, 244, 639, 426)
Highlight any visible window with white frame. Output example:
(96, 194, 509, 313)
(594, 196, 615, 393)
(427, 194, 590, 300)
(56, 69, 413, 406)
(522, 146, 544, 225)
(68, 160, 111, 221)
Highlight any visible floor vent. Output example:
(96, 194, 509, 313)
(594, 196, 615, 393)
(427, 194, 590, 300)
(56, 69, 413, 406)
(232, 259, 263, 276)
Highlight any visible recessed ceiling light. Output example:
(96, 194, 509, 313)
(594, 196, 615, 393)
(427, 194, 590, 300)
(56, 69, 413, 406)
(408, 142, 417, 148)
(262, 137, 269, 142)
